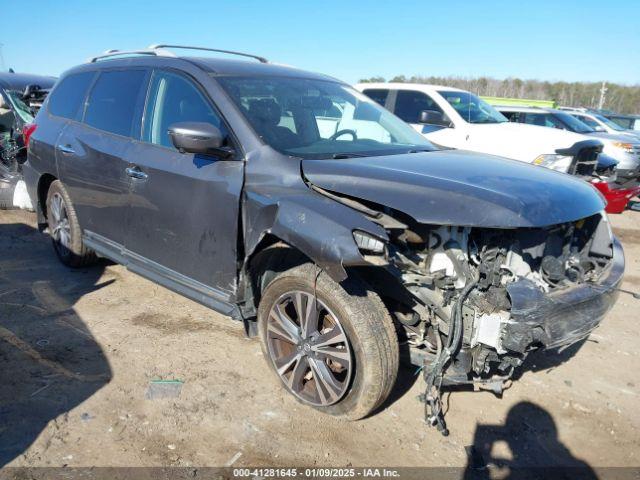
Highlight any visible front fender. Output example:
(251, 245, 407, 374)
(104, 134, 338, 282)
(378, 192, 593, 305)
(243, 189, 388, 282)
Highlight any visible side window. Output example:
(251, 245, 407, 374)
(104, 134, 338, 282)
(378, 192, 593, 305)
(394, 90, 442, 123)
(84, 70, 147, 137)
(362, 89, 389, 107)
(143, 70, 226, 149)
(501, 111, 521, 122)
(577, 115, 599, 129)
(523, 113, 563, 129)
(48, 72, 95, 120)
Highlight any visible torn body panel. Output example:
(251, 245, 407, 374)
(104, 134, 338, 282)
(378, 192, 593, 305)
(239, 147, 388, 303)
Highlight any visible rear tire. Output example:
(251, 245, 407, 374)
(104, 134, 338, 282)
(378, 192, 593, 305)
(45, 180, 96, 267)
(258, 263, 399, 420)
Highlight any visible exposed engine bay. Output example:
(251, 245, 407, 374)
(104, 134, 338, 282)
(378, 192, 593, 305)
(377, 210, 617, 434)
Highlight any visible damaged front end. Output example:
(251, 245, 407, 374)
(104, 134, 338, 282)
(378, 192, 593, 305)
(381, 212, 623, 434)
(301, 152, 624, 433)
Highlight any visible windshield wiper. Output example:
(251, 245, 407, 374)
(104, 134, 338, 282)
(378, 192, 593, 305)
(331, 152, 369, 159)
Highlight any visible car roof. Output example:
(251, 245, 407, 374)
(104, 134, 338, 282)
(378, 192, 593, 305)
(65, 54, 342, 84)
(0, 72, 57, 91)
(355, 82, 468, 94)
(497, 106, 571, 115)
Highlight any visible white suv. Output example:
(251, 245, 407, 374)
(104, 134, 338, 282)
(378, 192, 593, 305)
(355, 83, 603, 176)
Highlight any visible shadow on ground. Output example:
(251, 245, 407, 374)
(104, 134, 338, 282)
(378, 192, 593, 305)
(0, 220, 112, 466)
(464, 401, 597, 479)
(511, 339, 588, 382)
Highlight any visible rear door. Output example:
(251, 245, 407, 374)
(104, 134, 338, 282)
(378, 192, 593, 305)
(28, 72, 95, 195)
(57, 69, 149, 247)
(125, 69, 244, 300)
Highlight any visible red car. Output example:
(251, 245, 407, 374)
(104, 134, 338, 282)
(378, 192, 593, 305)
(593, 180, 640, 214)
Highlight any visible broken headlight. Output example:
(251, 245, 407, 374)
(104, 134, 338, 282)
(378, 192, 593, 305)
(533, 154, 573, 173)
(353, 230, 385, 255)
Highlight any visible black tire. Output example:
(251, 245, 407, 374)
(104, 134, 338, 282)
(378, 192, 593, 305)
(258, 263, 399, 420)
(45, 180, 96, 267)
(0, 178, 17, 210)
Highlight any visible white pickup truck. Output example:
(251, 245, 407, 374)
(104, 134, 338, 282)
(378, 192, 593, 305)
(354, 83, 603, 177)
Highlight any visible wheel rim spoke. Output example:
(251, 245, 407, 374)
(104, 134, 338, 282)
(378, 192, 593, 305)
(268, 303, 301, 344)
(275, 350, 301, 375)
(286, 355, 309, 393)
(59, 220, 71, 248)
(50, 195, 62, 222)
(294, 292, 319, 339)
(309, 357, 342, 404)
(311, 325, 347, 348)
(313, 346, 350, 369)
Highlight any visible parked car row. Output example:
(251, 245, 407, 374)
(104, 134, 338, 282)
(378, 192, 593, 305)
(492, 106, 640, 212)
(11, 46, 627, 434)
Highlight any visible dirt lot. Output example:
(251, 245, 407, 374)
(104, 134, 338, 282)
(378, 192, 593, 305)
(1, 207, 639, 471)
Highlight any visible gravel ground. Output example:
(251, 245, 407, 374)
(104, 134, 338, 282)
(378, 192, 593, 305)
(0, 207, 638, 472)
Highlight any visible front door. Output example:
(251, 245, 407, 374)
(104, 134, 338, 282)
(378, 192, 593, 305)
(125, 69, 244, 302)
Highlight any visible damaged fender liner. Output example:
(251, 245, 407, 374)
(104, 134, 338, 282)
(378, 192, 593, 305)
(504, 237, 624, 353)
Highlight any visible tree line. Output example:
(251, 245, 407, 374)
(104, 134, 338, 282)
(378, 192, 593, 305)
(359, 75, 640, 115)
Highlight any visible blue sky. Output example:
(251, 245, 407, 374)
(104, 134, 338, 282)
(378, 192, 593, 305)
(2, 0, 639, 85)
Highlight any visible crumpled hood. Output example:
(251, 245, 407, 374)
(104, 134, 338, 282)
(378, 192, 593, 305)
(302, 150, 605, 228)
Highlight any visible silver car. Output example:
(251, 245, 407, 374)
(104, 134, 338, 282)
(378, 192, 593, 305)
(499, 106, 640, 185)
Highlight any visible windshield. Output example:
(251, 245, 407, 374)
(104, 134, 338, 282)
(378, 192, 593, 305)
(5, 90, 34, 123)
(594, 114, 625, 131)
(555, 111, 594, 133)
(438, 90, 508, 124)
(217, 76, 434, 159)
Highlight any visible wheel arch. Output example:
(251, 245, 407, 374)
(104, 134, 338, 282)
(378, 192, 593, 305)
(36, 173, 57, 228)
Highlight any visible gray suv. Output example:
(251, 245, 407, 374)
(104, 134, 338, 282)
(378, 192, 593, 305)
(24, 45, 624, 433)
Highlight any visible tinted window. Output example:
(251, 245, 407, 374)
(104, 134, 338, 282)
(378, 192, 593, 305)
(610, 117, 633, 129)
(394, 90, 442, 123)
(143, 71, 226, 149)
(501, 111, 522, 122)
(574, 115, 600, 129)
(48, 72, 95, 120)
(84, 70, 146, 137)
(523, 113, 564, 129)
(362, 89, 389, 107)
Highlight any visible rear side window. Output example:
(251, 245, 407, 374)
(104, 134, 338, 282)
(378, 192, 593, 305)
(48, 72, 95, 120)
(362, 89, 389, 107)
(84, 70, 147, 137)
(523, 113, 563, 129)
(501, 111, 522, 122)
(394, 90, 442, 123)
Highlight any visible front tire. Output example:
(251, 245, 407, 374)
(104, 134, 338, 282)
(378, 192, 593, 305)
(258, 263, 399, 420)
(46, 180, 96, 267)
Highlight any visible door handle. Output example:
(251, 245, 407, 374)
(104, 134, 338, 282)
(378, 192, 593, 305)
(125, 166, 148, 180)
(57, 144, 76, 155)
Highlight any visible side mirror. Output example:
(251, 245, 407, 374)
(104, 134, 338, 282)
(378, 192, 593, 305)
(168, 122, 234, 158)
(418, 110, 451, 127)
(594, 125, 606, 132)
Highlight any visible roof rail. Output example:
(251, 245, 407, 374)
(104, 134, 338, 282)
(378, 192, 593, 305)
(148, 44, 269, 63)
(87, 48, 177, 63)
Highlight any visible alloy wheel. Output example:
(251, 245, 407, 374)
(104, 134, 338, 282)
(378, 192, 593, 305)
(49, 192, 72, 256)
(266, 290, 353, 406)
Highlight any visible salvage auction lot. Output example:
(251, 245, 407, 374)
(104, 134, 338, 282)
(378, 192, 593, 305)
(1, 208, 638, 469)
